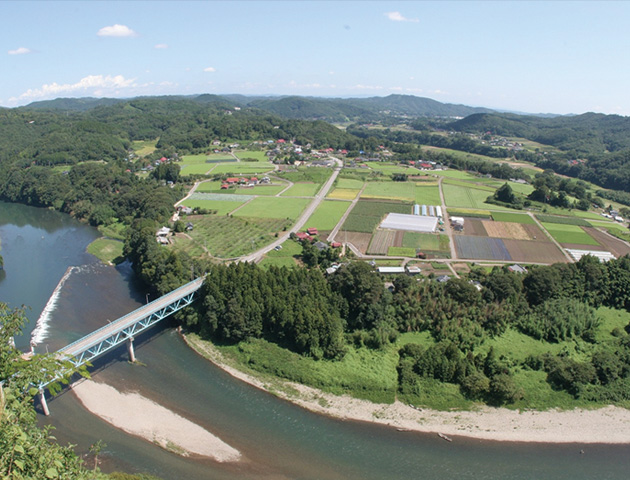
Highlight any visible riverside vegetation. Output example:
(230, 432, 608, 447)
(5, 94, 630, 475)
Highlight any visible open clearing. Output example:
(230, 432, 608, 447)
(362, 181, 416, 202)
(541, 223, 600, 246)
(232, 197, 310, 220)
(304, 200, 352, 231)
(281, 182, 320, 197)
(414, 185, 442, 205)
(185, 215, 290, 258)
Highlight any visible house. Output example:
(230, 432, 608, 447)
(156, 226, 171, 237)
(295, 232, 310, 241)
(331, 242, 342, 248)
(313, 241, 328, 252)
(277, 139, 286, 144)
(177, 206, 193, 215)
(186, 222, 194, 231)
(226, 177, 240, 184)
(220, 183, 229, 189)
(436, 275, 451, 283)
(507, 264, 528, 274)
(307, 227, 318, 236)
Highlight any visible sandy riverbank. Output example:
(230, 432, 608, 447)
(71, 380, 241, 462)
(184, 334, 630, 444)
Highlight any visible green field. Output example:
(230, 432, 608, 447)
(362, 181, 416, 202)
(131, 138, 157, 157)
(304, 200, 352, 231)
(442, 178, 496, 192)
(87, 238, 124, 264)
(233, 150, 269, 162)
(184, 215, 290, 258)
(181, 164, 215, 175)
(536, 215, 592, 226)
(181, 199, 247, 215)
(433, 169, 479, 180)
(387, 246, 416, 257)
(232, 197, 310, 220)
(541, 223, 600, 245)
(281, 182, 320, 197)
(342, 201, 411, 233)
(335, 178, 364, 189)
(491, 212, 536, 224)
(239, 185, 285, 196)
(259, 240, 303, 269)
(443, 183, 511, 210)
(364, 162, 414, 175)
(402, 232, 450, 252)
(196, 181, 228, 193)
(210, 164, 275, 175)
(414, 185, 441, 205)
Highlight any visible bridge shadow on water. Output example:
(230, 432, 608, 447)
(37, 316, 180, 414)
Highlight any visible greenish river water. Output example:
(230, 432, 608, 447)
(1, 201, 629, 479)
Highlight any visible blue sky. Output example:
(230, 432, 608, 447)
(2, 1, 630, 115)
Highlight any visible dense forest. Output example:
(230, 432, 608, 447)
(170, 256, 630, 406)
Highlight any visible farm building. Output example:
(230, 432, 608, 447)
(436, 206, 443, 219)
(378, 266, 406, 274)
(406, 266, 422, 274)
(566, 249, 616, 262)
(414, 204, 420, 216)
(379, 213, 438, 233)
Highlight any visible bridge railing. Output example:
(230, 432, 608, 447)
(59, 277, 205, 355)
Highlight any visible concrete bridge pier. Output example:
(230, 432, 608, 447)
(39, 388, 50, 416)
(126, 337, 136, 363)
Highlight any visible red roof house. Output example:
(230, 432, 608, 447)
(307, 228, 318, 236)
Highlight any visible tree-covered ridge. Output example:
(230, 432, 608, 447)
(172, 254, 630, 407)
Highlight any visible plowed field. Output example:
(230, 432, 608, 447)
(482, 221, 531, 240)
(502, 239, 568, 263)
(585, 227, 630, 257)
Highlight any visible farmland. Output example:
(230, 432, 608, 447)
(281, 182, 320, 197)
(541, 223, 600, 246)
(402, 232, 450, 254)
(342, 200, 411, 233)
(232, 197, 310, 220)
(184, 215, 291, 258)
(362, 181, 416, 202)
(304, 200, 352, 231)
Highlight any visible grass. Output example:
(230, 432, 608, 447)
(443, 183, 511, 210)
(221, 338, 398, 403)
(387, 246, 416, 257)
(233, 150, 269, 162)
(442, 178, 497, 192)
(342, 200, 411, 233)
(491, 212, 536, 224)
(232, 197, 310, 220)
(304, 200, 352, 231)
(335, 178, 364, 189)
(402, 232, 450, 252)
(238, 185, 285, 196)
(182, 199, 247, 215)
(364, 162, 415, 175)
(541, 223, 600, 245)
(87, 238, 124, 264)
(414, 185, 442, 205)
(446, 208, 493, 218)
(131, 138, 158, 157)
(362, 181, 416, 202)
(536, 214, 592, 226)
(210, 164, 275, 175)
(181, 164, 214, 176)
(97, 221, 127, 241)
(258, 240, 303, 268)
(281, 182, 320, 197)
(186, 215, 290, 257)
(328, 188, 361, 200)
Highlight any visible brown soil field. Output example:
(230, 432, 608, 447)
(344, 232, 372, 254)
(502, 239, 568, 264)
(368, 230, 396, 255)
(482, 221, 531, 240)
(563, 243, 607, 252)
(394, 230, 404, 247)
(522, 224, 546, 240)
(452, 263, 471, 274)
(462, 219, 488, 236)
(585, 228, 630, 258)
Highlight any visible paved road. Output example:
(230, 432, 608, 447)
(239, 157, 343, 263)
(60, 277, 205, 358)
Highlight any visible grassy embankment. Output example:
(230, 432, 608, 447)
(185, 306, 630, 411)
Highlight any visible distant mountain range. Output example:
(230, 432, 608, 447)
(21, 93, 497, 121)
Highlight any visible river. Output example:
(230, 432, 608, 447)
(1, 201, 629, 479)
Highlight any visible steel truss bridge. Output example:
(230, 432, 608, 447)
(37, 277, 205, 414)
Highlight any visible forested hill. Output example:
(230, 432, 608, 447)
(449, 112, 630, 156)
(21, 93, 496, 122)
(0, 96, 360, 167)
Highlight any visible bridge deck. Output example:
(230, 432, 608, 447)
(59, 277, 205, 358)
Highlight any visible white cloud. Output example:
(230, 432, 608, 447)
(154, 43, 168, 49)
(12, 74, 136, 102)
(8, 47, 32, 55)
(351, 84, 384, 90)
(203, 67, 216, 72)
(385, 11, 419, 23)
(97, 24, 138, 37)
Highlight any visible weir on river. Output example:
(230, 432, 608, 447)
(37, 277, 205, 415)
